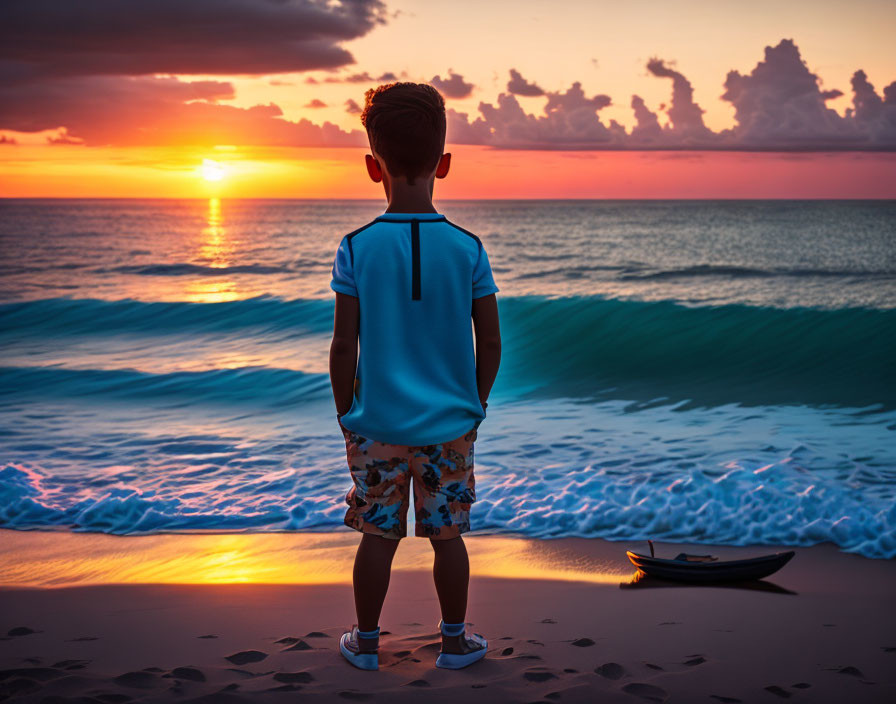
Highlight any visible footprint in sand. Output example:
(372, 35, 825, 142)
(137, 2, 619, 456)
(540, 618, 558, 624)
(882, 646, 896, 653)
(501, 647, 514, 656)
(304, 631, 330, 638)
(281, 639, 313, 652)
(113, 671, 158, 689)
(273, 671, 314, 684)
(169, 666, 206, 682)
(338, 691, 372, 700)
(709, 696, 741, 703)
(621, 682, 668, 702)
(225, 650, 268, 665)
(564, 668, 578, 674)
(837, 666, 864, 678)
(7, 627, 38, 637)
(51, 659, 90, 670)
(0, 678, 41, 698)
(268, 684, 302, 692)
(96, 693, 133, 703)
(683, 656, 706, 666)
(67, 636, 100, 642)
(404, 679, 430, 687)
(791, 683, 811, 689)
(764, 685, 791, 698)
(594, 662, 626, 680)
(765, 684, 793, 699)
(197, 634, 218, 639)
(571, 637, 595, 647)
(523, 668, 558, 683)
(658, 622, 680, 626)
(645, 663, 663, 671)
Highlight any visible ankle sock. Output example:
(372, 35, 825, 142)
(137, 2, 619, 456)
(440, 621, 466, 637)
(357, 627, 380, 639)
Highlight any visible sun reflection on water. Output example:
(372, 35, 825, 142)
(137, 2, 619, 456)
(182, 198, 241, 303)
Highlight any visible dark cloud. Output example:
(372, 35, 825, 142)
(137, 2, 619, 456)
(345, 98, 362, 115)
(0, 71, 365, 147)
(324, 71, 400, 84)
(431, 71, 475, 99)
(304, 99, 327, 108)
(506, 69, 545, 97)
(0, 0, 387, 76)
(447, 39, 896, 150)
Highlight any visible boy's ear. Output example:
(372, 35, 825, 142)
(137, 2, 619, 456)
(434, 152, 451, 179)
(365, 154, 383, 183)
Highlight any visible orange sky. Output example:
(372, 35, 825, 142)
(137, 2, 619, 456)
(2, 145, 894, 199)
(1, 0, 894, 198)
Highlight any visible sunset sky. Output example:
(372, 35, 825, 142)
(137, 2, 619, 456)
(1, 0, 894, 198)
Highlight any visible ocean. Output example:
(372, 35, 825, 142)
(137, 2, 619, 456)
(1, 199, 894, 558)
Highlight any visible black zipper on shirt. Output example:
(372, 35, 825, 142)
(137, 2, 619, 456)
(411, 219, 421, 300)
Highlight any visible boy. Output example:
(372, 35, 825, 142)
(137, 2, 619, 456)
(329, 82, 501, 671)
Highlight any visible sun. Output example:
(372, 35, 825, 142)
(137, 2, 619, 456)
(201, 159, 225, 182)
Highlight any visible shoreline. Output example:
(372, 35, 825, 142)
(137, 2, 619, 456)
(2, 530, 895, 702)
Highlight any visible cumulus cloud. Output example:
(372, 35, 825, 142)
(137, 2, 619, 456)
(430, 71, 475, 99)
(448, 85, 625, 150)
(507, 69, 545, 97)
(304, 99, 327, 108)
(718, 38, 858, 148)
(446, 39, 896, 150)
(345, 99, 362, 115)
(0, 0, 387, 76)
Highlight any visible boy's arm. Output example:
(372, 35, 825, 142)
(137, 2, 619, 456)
(472, 293, 501, 409)
(329, 292, 360, 417)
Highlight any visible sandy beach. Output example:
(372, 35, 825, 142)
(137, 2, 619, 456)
(1, 530, 894, 703)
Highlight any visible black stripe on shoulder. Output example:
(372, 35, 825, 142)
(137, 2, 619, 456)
(343, 220, 379, 265)
(443, 219, 483, 248)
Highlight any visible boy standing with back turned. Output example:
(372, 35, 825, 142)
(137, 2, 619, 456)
(329, 82, 502, 671)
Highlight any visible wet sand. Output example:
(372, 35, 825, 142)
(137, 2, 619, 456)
(1, 530, 894, 702)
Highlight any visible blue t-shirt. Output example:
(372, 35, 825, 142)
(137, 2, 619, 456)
(330, 211, 499, 446)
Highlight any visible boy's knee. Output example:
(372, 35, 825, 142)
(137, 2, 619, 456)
(430, 535, 464, 550)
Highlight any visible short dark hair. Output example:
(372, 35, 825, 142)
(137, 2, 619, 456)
(361, 82, 446, 185)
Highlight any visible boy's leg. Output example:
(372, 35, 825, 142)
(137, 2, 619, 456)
(340, 421, 411, 654)
(409, 425, 479, 656)
(353, 533, 400, 650)
(431, 535, 476, 655)
(430, 535, 469, 623)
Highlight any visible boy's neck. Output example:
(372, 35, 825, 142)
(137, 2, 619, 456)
(382, 180, 438, 214)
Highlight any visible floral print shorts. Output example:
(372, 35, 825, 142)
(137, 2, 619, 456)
(339, 419, 478, 540)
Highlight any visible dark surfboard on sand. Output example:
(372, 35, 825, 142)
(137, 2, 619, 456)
(626, 549, 795, 582)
